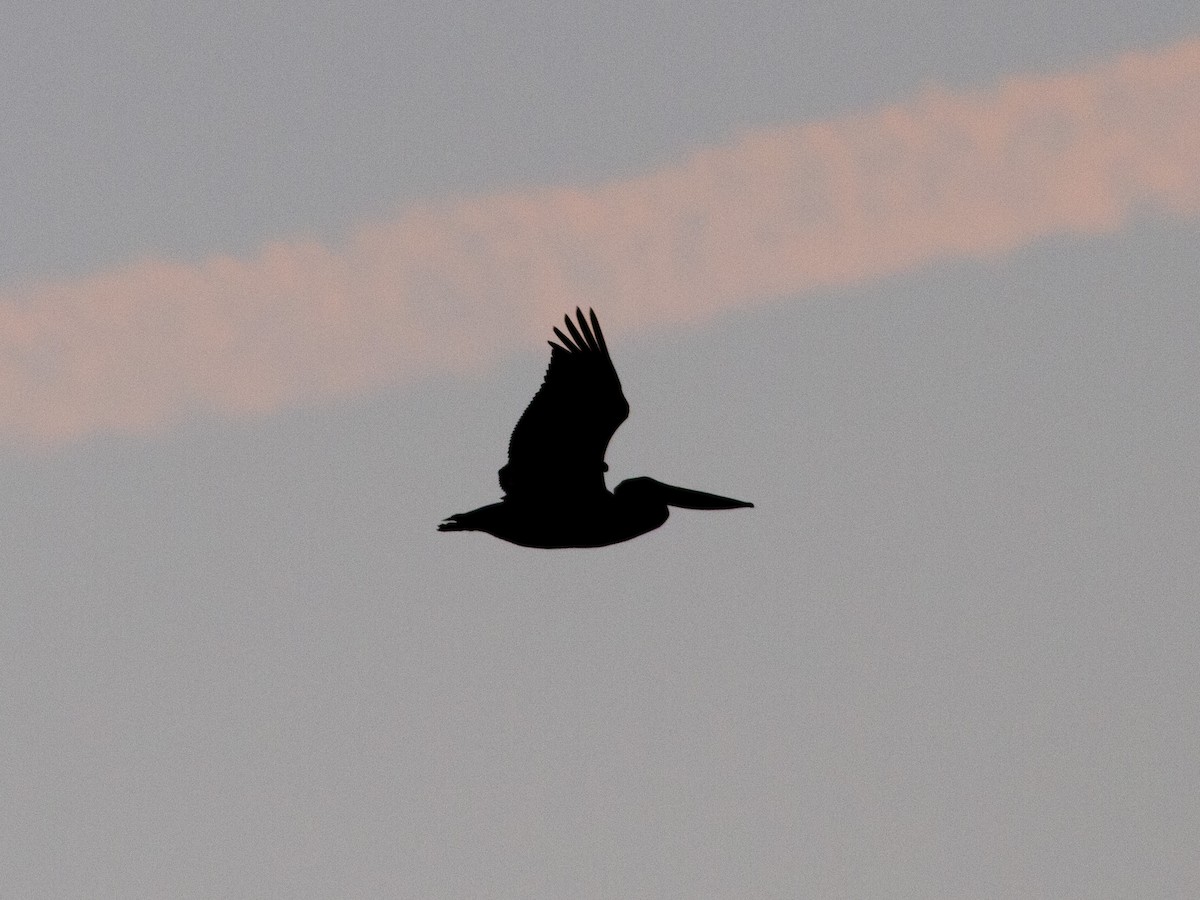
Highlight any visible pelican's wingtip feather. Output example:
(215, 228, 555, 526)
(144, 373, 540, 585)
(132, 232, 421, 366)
(552, 326, 578, 351)
(562, 313, 588, 353)
(588, 308, 608, 354)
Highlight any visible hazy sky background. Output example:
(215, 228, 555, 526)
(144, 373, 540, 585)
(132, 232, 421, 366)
(3, 3, 1199, 896)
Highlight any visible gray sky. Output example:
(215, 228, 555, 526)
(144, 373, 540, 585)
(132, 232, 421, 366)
(3, 3, 1199, 897)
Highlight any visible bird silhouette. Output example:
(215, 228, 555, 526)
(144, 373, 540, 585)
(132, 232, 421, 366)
(438, 308, 753, 547)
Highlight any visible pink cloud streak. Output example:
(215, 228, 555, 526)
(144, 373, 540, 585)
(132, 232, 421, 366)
(3, 38, 1199, 443)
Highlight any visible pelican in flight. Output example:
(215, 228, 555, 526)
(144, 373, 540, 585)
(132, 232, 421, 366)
(438, 308, 752, 548)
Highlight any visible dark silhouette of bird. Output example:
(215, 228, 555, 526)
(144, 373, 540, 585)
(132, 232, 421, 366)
(438, 308, 752, 548)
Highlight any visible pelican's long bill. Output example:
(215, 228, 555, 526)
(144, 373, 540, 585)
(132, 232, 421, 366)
(651, 480, 754, 510)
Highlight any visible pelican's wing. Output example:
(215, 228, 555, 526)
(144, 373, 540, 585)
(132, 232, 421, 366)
(498, 308, 629, 501)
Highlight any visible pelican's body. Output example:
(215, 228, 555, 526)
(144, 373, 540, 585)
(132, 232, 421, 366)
(439, 309, 752, 548)
(439, 478, 672, 549)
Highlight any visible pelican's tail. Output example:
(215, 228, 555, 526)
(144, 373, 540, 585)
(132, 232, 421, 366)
(437, 503, 500, 533)
(437, 513, 475, 532)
